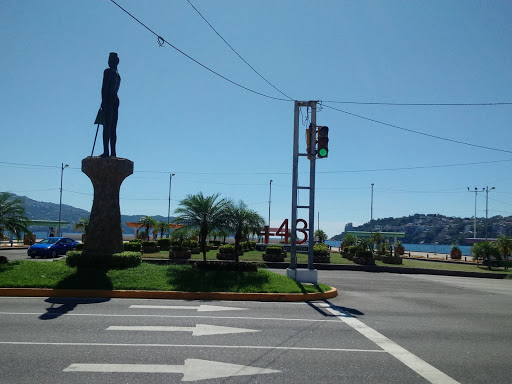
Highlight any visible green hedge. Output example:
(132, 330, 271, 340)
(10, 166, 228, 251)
(194, 261, 257, 272)
(129, 239, 142, 244)
(313, 243, 329, 256)
(219, 244, 235, 254)
(66, 251, 142, 269)
(124, 242, 142, 252)
(75, 243, 84, 250)
(266, 245, 284, 255)
(157, 238, 171, 248)
(142, 241, 157, 247)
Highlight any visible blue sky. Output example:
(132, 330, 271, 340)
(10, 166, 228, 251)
(1, 0, 511, 238)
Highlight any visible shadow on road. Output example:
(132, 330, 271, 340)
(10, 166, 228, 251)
(307, 300, 364, 318)
(39, 297, 111, 320)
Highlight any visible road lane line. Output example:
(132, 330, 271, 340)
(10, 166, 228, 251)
(323, 304, 460, 384)
(0, 341, 385, 353)
(0, 312, 341, 322)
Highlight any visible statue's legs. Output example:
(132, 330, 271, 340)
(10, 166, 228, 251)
(102, 107, 118, 157)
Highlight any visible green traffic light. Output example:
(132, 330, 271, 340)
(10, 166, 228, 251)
(318, 148, 328, 157)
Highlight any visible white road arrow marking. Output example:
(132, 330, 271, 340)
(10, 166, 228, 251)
(129, 304, 246, 312)
(107, 324, 259, 336)
(64, 358, 280, 381)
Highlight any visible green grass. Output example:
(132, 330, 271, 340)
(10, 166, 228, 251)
(0, 260, 331, 293)
(144, 249, 511, 274)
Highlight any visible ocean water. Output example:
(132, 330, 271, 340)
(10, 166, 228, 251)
(324, 240, 472, 256)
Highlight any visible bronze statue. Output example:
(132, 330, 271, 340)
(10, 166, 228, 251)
(101, 52, 121, 157)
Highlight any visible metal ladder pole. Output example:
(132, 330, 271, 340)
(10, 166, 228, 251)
(290, 101, 300, 269)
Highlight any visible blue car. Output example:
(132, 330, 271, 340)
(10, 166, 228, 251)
(27, 237, 79, 258)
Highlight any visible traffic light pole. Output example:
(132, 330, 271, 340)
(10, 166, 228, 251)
(288, 101, 318, 284)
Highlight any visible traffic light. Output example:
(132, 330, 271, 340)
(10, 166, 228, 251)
(317, 126, 329, 158)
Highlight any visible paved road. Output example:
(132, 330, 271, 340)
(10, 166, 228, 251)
(0, 248, 64, 261)
(1, 270, 511, 383)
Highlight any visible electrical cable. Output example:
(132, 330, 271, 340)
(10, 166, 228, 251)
(186, 0, 293, 101)
(321, 100, 512, 106)
(109, 0, 292, 102)
(322, 103, 512, 154)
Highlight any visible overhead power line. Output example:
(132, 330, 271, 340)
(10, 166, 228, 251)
(186, 0, 293, 101)
(322, 103, 512, 154)
(321, 100, 512, 106)
(109, 0, 291, 102)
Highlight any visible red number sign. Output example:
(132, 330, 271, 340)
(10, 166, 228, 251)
(262, 219, 308, 244)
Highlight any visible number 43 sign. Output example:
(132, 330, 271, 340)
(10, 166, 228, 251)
(261, 219, 308, 244)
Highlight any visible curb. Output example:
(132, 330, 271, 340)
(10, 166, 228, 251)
(0, 287, 338, 302)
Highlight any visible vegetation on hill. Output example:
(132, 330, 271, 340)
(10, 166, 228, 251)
(332, 213, 512, 245)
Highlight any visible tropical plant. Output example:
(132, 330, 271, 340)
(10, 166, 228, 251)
(0, 192, 29, 241)
(356, 237, 374, 253)
(226, 200, 265, 263)
(370, 232, 384, 246)
(471, 241, 502, 270)
(450, 245, 462, 260)
(495, 235, 512, 269)
(315, 229, 328, 243)
(174, 192, 230, 261)
(342, 233, 357, 248)
(139, 216, 157, 241)
(73, 217, 90, 234)
(154, 221, 169, 238)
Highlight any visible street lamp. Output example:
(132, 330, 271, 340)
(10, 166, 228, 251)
(467, 187, 484, 239)
(268, 180, 273, 227)
(484, 186, 495, 240)
(167, 173, 175, 238)
(58, 163, 69, 237)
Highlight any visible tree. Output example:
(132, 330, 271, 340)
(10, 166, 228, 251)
(174, 193, 230, 261)
(471, 241, 501, 270)
(154, 221, 169, 238)
(139, 216, 157, 241)
(370, 232, 384, 247)
(342, 233, 357, 248)
(226, 200, 265, 263)
(0, 192, 29, 241)
(495, 235, 512, 270)
(315, 229, 328, 243)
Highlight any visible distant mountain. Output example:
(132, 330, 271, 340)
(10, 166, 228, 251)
(13, 194, 174, 234)
(331, 213, 512, 245)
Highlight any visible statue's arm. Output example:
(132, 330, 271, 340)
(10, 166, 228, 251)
(101, 69, 113, 108)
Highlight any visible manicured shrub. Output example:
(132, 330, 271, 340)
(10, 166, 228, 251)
(142, 241, 157, 247)
(65, 251, 142, 269)
(75, 243, 84, 250)
(124, 242, 142, 252)
(313, 243, 329, 256)
(219, 244, 235, 254)
(266, 245, 284, 255)
(157, 238, 171, 251)
(129, 239, 142, 244)
(194, 261, 257, 272)
(0, 256, 8, 264)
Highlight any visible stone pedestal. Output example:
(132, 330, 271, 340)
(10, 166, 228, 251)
(82, 157, 133, 255)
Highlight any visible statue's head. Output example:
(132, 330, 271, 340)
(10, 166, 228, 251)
(108, 52, 119, 68)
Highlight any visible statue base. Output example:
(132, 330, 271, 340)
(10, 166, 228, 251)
(82, 156, 133, 255)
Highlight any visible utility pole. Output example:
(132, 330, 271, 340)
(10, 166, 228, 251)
(467, 187, 483, 238)
(167, 173, 175, 237)
(268, 179, 273, 227)
(484, 186, 495, 240)
(370, 183, 374, 233)
(58, 163, 69, 237)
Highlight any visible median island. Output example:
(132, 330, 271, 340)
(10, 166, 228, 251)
(0, 260, 334, 300)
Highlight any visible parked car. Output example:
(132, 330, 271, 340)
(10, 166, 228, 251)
(27, 237, 79, 258)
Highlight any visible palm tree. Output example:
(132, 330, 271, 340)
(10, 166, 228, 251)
(174, 192, 230, 261)
(139, 216, 157, 241)
(370, 232, 384, 248)
(342, 233, 357, 249)
(471, 241, 501, 270)
(226, 200, 265, 263)
(315, 229, 328, 243)
(155, 221, 169, 238)
(495, 235, 512, 270)
(0, 192, 29, 241)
